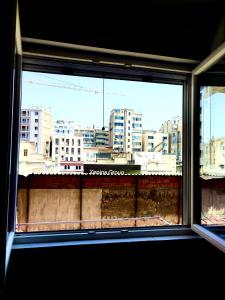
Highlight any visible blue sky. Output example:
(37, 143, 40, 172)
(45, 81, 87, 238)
(22, 71, 182, 131)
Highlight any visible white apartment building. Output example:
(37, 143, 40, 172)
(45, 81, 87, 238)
(54, 120, 76, 134)
(142, 130, 168, 154)
(51, 133, 84, 163)
(74, 126, 95, 148)
(109, 109, 142, 153)
(20, 107, 53, 156)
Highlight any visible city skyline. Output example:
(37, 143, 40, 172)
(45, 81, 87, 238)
(22, 71, 183, 131)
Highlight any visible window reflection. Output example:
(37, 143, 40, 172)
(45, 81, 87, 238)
(200, 86, 225, 225)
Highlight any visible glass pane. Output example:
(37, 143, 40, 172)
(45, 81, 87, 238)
(17, 71, 183, 232)
(200, 86, 225, 226)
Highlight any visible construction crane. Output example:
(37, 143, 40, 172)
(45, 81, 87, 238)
(24, 74, 125, 130)
(24, 78, 126, 97)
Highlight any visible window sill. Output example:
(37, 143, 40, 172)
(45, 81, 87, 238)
(13, 226, 198, 249)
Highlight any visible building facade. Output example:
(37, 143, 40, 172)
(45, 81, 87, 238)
(95, 128, 109, 147)
(51, 133, 83, 163)
(109, 108, 142, 153)
(160, 116, 182, 163)
(19, 141, 58, 176)
(142, 130, 168, 154)
(54, 120, 76, 135)
(20, 107, 53, 156)
(201, 138, 225, 175)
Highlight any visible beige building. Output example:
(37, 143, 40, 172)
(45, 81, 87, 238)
(201, 138, 225, 175)
(133, 152, 177, 174)
(83, 147, 112, 163)
(20, 107, 53, 156)
(142, 130, 168, 153)
(160, 116, 182, 163)
(19, 141, 58, 176)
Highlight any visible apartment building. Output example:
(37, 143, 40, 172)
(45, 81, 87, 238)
(109, 108, 142, 152)
(54, 120, 76, 134)
(51, 133, 83, 163)
(142, 130, 168, 154)
(95, 127, 109, 147)
(160, 116, 182, 162)
(74, 126, 95, 148)
(201, 138, 225, 175)
(20, 107, 53, 156)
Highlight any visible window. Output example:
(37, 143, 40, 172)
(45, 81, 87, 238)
(17, 68, 183, 233)
(34, 126, 38, 130)
(34, 134, 38, 137)
(191, 40, 225, 252)
(35, 111, 39, 115)
(3, 11, 225, 285)
(35, 119, 38, 123)
(24, 149, 28, 156)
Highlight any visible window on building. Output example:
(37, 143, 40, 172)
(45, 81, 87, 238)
(24, 149, 28, 156)
(34, 126, 38, 130)
(35, 112, 39, 115)
(35, 119, 38, 123)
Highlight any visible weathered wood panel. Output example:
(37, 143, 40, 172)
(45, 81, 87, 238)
(81, 189, 102, 229)
(17, 189, 28, 232)
(27, 189, 80, 231)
